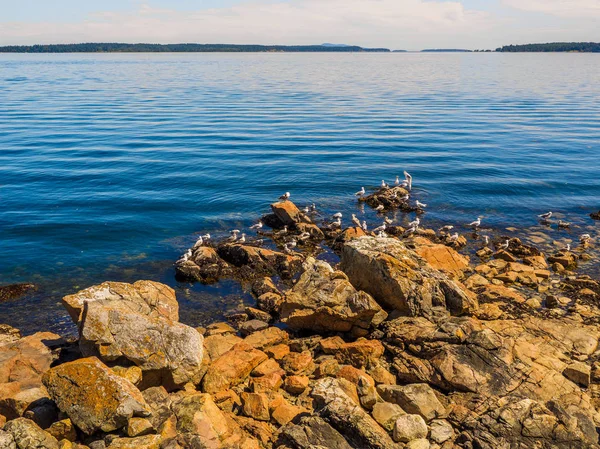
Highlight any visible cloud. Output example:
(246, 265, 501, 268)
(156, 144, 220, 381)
(502, 0, 600, 18)
(0, 0, 495, 49)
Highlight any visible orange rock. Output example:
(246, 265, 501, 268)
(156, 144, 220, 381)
(414, 237, 470, 278)
(241, 392, 270, 421)
(481, 284, 526, 304)
(202, 343, 268, 394)
(271, 399, 306, 426)
(315, 358, 341, 378)
(264, 344, 290, 360)
(252, 359, 284, 377)
(280, 351, 315, 375)
(270, 200, 311, 226)
(244, 327, 289, 350)
(250, 373, 283, 393)
(336, 365, 375, 388)
(319, 337, 384, 368)
(283, 375, 310, 395)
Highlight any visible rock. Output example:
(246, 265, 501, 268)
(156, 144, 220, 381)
(548, 252, 577, 270)
(205, 322, 236, 336)
(295, 222, 325, 240)
(0, 332, 62, 420)
(563, 362, 591, 387)
(250, 373, 283, 393)
(127, 418, 154, 437)
(78, 295, 204, 389)
(243, 327, 288, 350)
(0, 284, 36, 303)
(361, 186, 412, 212)
(4, 418, 58, 449)
(480, 284, 526, 304)
(202, 343, 267, 393)
(252, 277, 279, 298)
(176, 247, 230, 283)
(277, 416, 353, 449)
(311, 377, 398, 449)
(111, 366, 143, 386)
(204, 333, 243, 360)
(271, 399, 306, 426)
(523, 255, 548, 269)
(377, 384, 445, 422)
(334, 227, 367, 246)
(271, 200, 311, 226)
(62, 280, 178, 324)
(256, 293, 284, 315)
(281, 258, 387, 335)
(244, 307, 272, 323)
(264, 344, 290, 360)
(429, 419, 453, 444)
(340, 237, 477, 317)
(405, 439, 429, 449)
(240, 320, 269, 337)
(240, 393, 270, 421)
(392, 414, 427, 443)
(0, 430, 15, 449)
(493, 250, 517, 262)
(251, 358, 284, 377)
(107, 435, 162, 449)
(281, 351, 315, 375)
(590, 211, 600, 220)
(284, 375, 310, 395)
(217, 244, 301, 279)
(464, 274, 489, 289)
(368, 362, 396, 385)
(319, 337, 384, 368)
(42, 357, 151, 435)
(475, 303, 503, 320)
(413, 237, 469, 278)
(46, 419, 77, 442)
(372, 402, 406, 431)
(0, 325, 20, 345)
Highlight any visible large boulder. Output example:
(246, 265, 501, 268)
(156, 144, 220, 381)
(413, 237, 469, 279)
(216, 244, 301, 279)
(0, 284, 36, 303)
(281, 258, 387, 335)
(277, 416, 353, 449)
(62, 280, 178, 324)
(311, 377, 400, 449)
(270, 200, 311, 226)
(42, 357, 151, 435)
(0, 332, 61, 420)
(340, 237, 478, 317)
(202, 343, 267, 393)
(78, 297, 204, 389)
(176, 246, 232, 283)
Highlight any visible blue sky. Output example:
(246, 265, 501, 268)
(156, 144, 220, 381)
(1, 0, 598, 50)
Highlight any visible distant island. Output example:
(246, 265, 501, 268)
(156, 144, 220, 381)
(421, 49, 472, 53)
(0, 43, 390, 53)
(496, 42, 600, 52)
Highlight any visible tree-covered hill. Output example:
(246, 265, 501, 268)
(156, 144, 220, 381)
(496, 42, 600, 52)
(0, 43, 390, 53)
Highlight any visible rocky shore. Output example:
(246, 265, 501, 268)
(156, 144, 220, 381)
(2, 189, 600, 449)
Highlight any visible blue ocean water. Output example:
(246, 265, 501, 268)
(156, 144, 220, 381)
(1, 52, 599, 335)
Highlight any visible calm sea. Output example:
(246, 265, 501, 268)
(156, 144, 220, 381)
(1, 53, 599, 335)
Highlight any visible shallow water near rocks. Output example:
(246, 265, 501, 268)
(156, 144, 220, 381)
(1, 52, 599, 335)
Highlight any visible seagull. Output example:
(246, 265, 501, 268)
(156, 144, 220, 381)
(416, 200, 427, 209)
(403, 171, 412, 191)
(375, 204, 385, 212)
(176, 249, 192, 264)
(253, 239, 264, 246)
(449, 233, 459, 241)
(332, 212, 343, 219)
(384, 216, 393, 225)
(439, 225, 454, 233)
(400, 194, 410, 202)
(408, 217, 420, 228)
(227, 233, 238, 242)
(202, 233, 211, 240)
(580, 234, 591, 243)
(310, 203, 317, 212)
(330, 217, 342, 228)
(377, 231, 388, 238)
(192, 236, 204, 249)
(538, 211, 552, 220)
(250, 220, 263, 230)
(362, 221, 368, 232)
(381, 180, 389, 189)
(403, 226, 418, 237)
(279, 192, 291, 201)
(298, 232, 311, 241)
(303, 206, 310, 214)
(355, 187, 366, 197)
(482, 235, 490, 246)
(352, 214, 362, 228)
(373, 223, 387, 233)
(237, 233, 246, 244)
(565, 243, 571, 252)
(499, 239, 510, 250)
(275, 225, 288, 236)
(394, 176, 400, 186)
(285, 240, 297, 249)
(468, 217, 482, 228)
(557, 220, 570, 228)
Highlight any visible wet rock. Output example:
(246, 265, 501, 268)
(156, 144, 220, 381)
(271, 200, 311, 226)
(277, 415, 353, 449)
(548, 252, 577, 270)
(3, 418, 58, 449)
(217, 244, 301, 279)
(281, 257, 387, 335)
(202, 342, 267, 393)
(78, 296, 204, 389)
(176, 247, 230, 282)
(392, 414, 427, 443)
(62, 280, 178, 324)
(311, 377, 399, 449)
(256, 292, 284, 315)
(42, 357, 151, 435)
(589, 211, 600, 220)
(0, 284, 36, 303)
(361, 186, 412, 212)
(0, 332, 62, 420)
(340, 236, 478, 317)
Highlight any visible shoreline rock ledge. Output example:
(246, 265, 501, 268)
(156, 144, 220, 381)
(2, 208, 600, 448)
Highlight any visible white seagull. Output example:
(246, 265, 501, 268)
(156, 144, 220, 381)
(351, 214, 362, 228)
(408, 217, 420, 228)
(403, 171, 412, 191)
(381, 180, 389, 189)
(482, 235, 490, 246)
(538, 211, 552, 220)
(580, 234, 591, 243)
(362, 221, 368, 231)
(279, 192, 291, 201)
(330, 217, 342, 228)
(384, 216, 393, 225)
(439, 225, 454, 233)
(499, 239, 510, 250)
(416, 200, 427, 209)
(375, 204, 385, 212)
(238, 233, 246, 244)
(332, 212, 343, 219)
(192, 236, 204, 249)
(469, 217, 482, 228)
(250, 220, 263, 230)
(355, 187, 366, 197)
(373, 222, 387, 233)
(449, 233, 459, 241)
(202, 233, 211, 240)
(394, 176, 400, 186)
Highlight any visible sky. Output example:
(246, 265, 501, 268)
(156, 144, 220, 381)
(0, 0, 598, 50)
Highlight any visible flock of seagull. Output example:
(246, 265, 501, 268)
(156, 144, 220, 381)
(177, 172, 595, 264)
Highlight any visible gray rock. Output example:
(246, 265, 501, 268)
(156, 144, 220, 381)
(377, 384, 445, 422)
(277, 416, 353, 449)
(392, 414, 428, 443)
(3, 418, 58, 449)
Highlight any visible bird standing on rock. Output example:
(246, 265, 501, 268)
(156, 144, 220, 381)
(403, 171, 412, 191)
(352, 214, 362, 228)
(279, 192, 291, 201)
(439, 225, 453, 233)
(482, 235, 490, 246)
(332, 212, 343, 219)
(362, 221, 368, 231)
(416, 200, 427, 209)
(192, 236, 204, 249)
(373, 222, 387, 233)
(381, 180, 389, 189)
(202, 233, 211, 241)
(499, 239, 510, 250)
(538, 211, 552, 220)
(375, 204, 384, 212)
(408, 217, 420, 228)
(355, 187, 365, 197)
(580, 234, 592, 244)
(238, 233, 246, 244)
(449, 233, 459, 241)
(394, 176, 400, 186)
(250, 220, 263, 230)
(469, 217, 482, 229)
